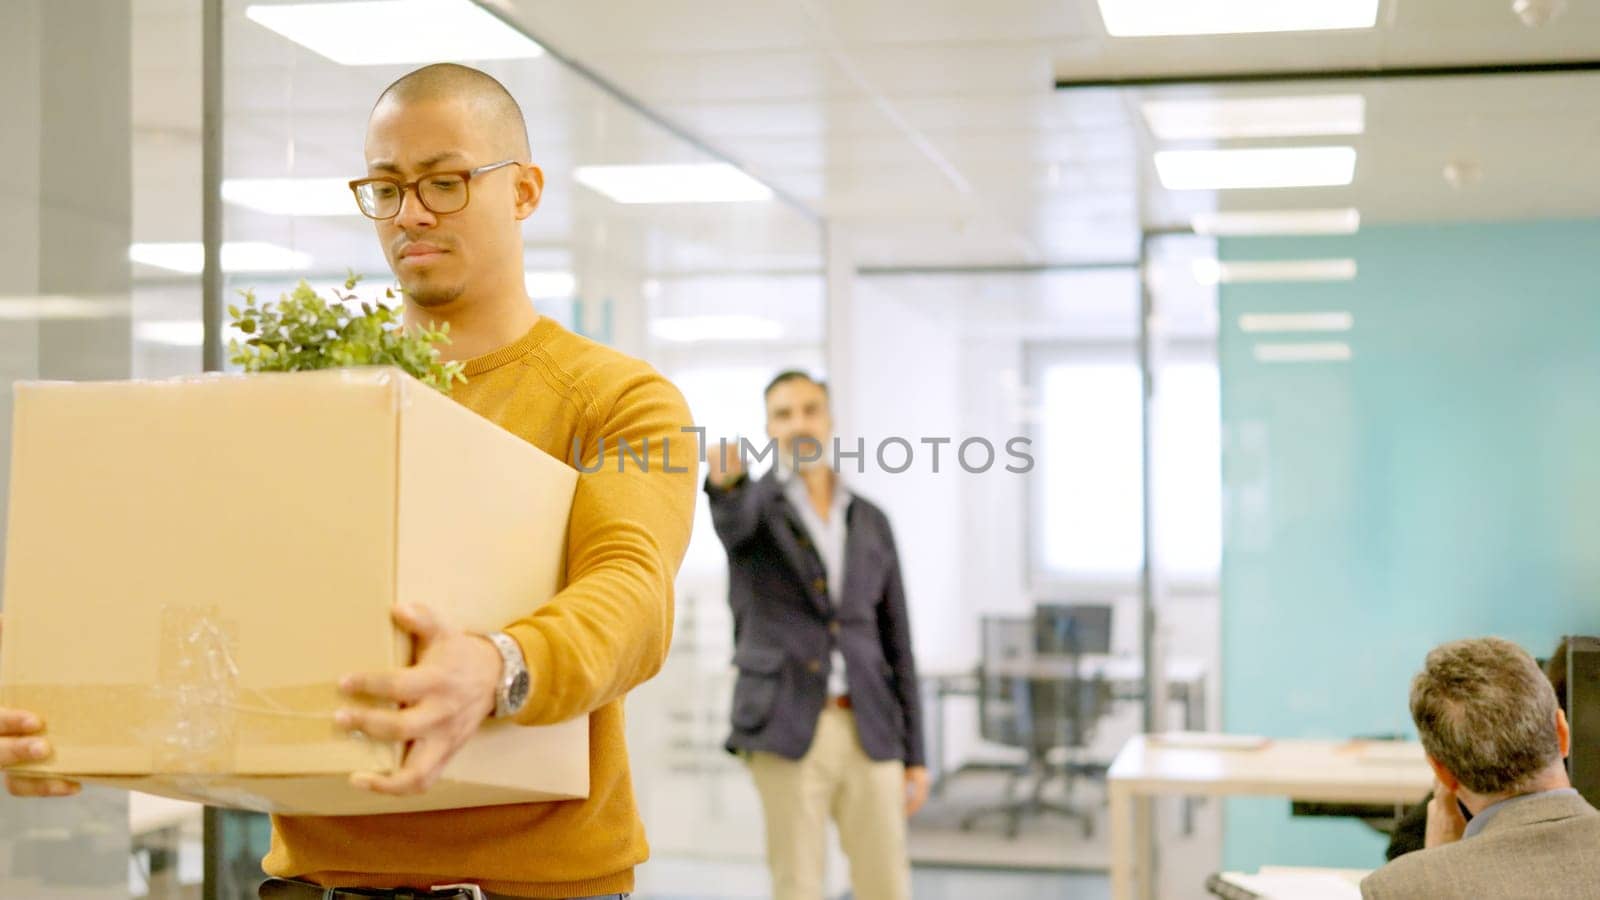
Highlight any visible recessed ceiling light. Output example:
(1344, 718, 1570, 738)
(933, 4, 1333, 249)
(244, 0, 544, 67)
(222, 178, 358, 217)
(574, 164, 775, 205)
(1097, 0, 1381, 37)
(525, 271, 576, 299)
(1443, 158, 1484, 190)
(1239, 312, 1354, 333)
(1142, 95, 1365, 141)
(1514, 0, 1569, 28)
(129, 242, 313, 274)
(1193, 258, 1357, 284)
(1156, 147, 1357, 191)
(1192, 208, 1361, 236)
(650, 315, 785, 343)
(1253, 342, 1353, 363)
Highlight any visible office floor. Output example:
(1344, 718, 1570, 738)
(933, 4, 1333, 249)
(910, 769, 1111, 870)
(636, 862, 1105, 900)
(913, 867, 1106, 900)
(629, 593, 1229, 900)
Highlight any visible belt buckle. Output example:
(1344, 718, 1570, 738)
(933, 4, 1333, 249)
(429, 885, 485, 900)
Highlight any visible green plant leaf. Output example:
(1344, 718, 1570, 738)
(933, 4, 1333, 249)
(226, 275, 464, 393)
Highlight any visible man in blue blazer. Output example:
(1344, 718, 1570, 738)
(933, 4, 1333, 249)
(705, 370, 927, 900)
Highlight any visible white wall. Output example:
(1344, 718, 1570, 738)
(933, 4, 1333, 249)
(959, 334, 1033, 645)
(845, 278, 967, 668)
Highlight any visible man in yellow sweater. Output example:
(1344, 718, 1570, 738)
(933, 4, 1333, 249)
(0, 64, 697, 900)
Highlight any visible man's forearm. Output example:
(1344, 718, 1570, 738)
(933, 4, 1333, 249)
(505, 378, 698, 726)
(706, 474, 768, 550)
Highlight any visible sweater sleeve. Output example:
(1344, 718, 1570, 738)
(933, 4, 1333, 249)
(503, 366, 698, 725)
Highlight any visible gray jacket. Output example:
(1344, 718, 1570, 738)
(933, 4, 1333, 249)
(706, 468, 925, 767)
(1360, 790, 1600, 900)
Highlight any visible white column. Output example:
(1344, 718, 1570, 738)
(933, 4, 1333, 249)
(824, 223, 855, 436)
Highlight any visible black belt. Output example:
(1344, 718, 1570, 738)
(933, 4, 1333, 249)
(259, 879, 514, 900)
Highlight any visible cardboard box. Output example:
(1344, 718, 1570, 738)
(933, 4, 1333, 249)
(0, 368, 586, 815)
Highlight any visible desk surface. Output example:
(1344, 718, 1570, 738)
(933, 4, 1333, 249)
(1109, 735, 1432, 804)
(1215, 866, 1370, 899)
(928, 655, 1207, 684)
(1257, 866, 1370, 887)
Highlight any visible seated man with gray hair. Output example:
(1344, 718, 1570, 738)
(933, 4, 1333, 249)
(1362, 637, 1600, 900)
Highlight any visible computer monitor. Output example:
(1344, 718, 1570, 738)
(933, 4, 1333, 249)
(1033, 603, 1113, 656)
(1567, 636, 1600, 809)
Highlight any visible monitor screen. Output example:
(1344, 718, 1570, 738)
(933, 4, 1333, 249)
(1033, 603, 1113, 656)
(1567, 636, 1600, 809)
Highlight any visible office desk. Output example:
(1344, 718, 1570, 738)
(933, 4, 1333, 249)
(1109, 736, 1431, 900)
(1208, 866, 1370, 898)
(922, 657, 1206, 787)
(924, 655, 1208, 776)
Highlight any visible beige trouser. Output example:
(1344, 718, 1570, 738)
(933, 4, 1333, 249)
(745, 707, 911, 900)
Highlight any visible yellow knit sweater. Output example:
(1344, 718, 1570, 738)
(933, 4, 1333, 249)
(262, 316, 698, 897)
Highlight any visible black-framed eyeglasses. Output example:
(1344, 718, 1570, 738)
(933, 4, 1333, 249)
(348, 160, 519, 220)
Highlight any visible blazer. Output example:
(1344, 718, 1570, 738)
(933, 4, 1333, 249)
(1361, 790, 1600, 900)
(1385, 792, 1474, 861)
(706, 468, 925, 767)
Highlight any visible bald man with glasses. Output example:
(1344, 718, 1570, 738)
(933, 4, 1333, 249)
(0, 63, 698, 900)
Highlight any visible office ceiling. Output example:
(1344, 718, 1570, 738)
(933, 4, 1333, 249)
(496, 0, 1600, 267)
(128, 0, 1600, 281)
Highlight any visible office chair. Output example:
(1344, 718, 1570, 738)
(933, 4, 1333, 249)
(1034, 603, 1113, 656)
(960, 615, 1110, 839)
(1035, 603, 1115, 788)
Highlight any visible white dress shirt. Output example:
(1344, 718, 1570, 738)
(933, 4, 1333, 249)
(780, 464, 852, 700)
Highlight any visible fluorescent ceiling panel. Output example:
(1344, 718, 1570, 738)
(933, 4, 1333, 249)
(140, 320, 283, 348)
(650, 315, 785, 343)
(135, 321, 207, 348)
(574, 164, 775, 205)
(0, 295, 128, 321)
(1253, 342, 1353, 363)
(1239, 312, 1354, 333)
(129, 242, 313, 274)
(223, 178, 357, 217)
(245, 0, 544, 66)
(1098, 0, 1381, 37)
(1192, 208, 1361, 236)
(1156, 147, 1357, 190)
(525, 270, 576, 299)
(1142, 95, 1365, 141)
(1194, 258, 1357, 284)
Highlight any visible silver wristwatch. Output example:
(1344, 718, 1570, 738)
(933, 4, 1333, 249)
(486, 632, 531, 719)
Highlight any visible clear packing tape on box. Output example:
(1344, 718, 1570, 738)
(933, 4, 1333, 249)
(3, 604, 375, 811)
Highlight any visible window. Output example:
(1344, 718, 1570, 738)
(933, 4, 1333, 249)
(1030, 346, 1221, 584)
(1154, 361, 1222, 578)
(1037, 361, 1145, 576)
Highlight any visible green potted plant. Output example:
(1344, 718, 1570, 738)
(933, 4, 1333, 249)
(228, 273, 465, 393)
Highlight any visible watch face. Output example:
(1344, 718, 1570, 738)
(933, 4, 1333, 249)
(507, 670, 531, 712)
